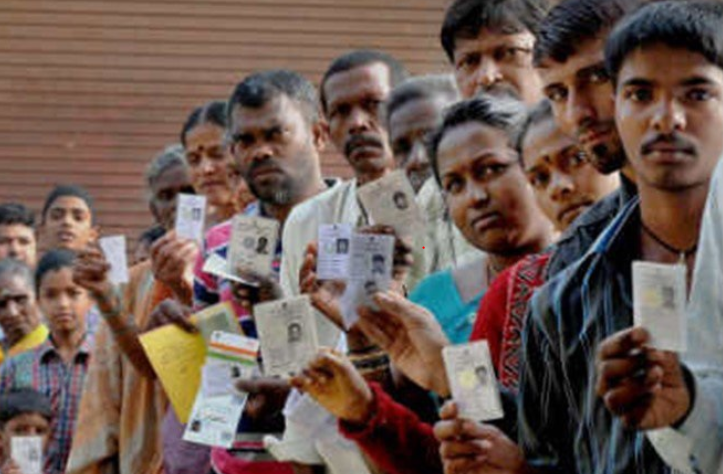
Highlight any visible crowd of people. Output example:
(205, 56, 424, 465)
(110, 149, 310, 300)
(0, 0, 722, 473)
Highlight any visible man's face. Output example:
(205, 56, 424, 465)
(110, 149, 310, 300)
(522, 117, 620, 231)
(453, 28, 542, 104)
(0, 225, 36, 268)
(0, 413, 51, 459)
(149, 164, 194, 231)
(184, 122, 236, 208)
(230, 94, 323, 206)
(0, 274, 40, 345)
(389, 96, 450, 192)
(437, 121, 546, 253)
(41, 196, 97, 251)
(324, 62, 395, 180)
(538, 37, 625, 174)
(615, 44, 723, 192)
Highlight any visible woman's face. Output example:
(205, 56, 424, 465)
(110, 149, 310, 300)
(184, 122, 235, 208)
(436, 121, 548, 254)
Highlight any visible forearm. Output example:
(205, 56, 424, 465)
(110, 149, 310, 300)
(96, 290, 157, 379)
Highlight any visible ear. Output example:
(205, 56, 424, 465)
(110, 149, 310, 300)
(312, 120, 329, 153)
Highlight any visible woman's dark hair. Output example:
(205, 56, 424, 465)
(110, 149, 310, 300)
(180, 101, 227, 147)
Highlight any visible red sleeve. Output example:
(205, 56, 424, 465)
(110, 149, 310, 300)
(339, 382, 442, 474)
(470, 266, 513, 372)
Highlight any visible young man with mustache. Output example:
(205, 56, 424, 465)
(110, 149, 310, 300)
(517, 2, 723, 473)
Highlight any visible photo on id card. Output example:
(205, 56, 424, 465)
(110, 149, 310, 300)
(339, 233, 395, 328)
(357, 169, 423, 237)
(254, 295, 319, 377)
(228, 215, 279, 277)
(443, 341, 504, 422)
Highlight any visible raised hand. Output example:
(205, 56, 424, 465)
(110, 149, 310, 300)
(150, 230, 198, 302)
(435, 401, 528, 474)
(73, 246, 114, 304)
(143, 298, 197, 334)
(357, 290, 451, 396)
(596, 327, 691, 430)
(290, 349, 374, 426)
(299, 242, 347, 329)
(231, 266, 283, 314)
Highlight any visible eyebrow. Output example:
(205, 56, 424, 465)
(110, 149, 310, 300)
(576, 62, 607, 80)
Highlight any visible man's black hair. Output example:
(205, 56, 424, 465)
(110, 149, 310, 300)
(513, 99, 555, 155)
(180, 101, 227, 147)
(227, 69, 320, 127)
(386, 75, 460, 126)
(441, 0, 550, 63)
(41, 185, 95, 224)
(0, 388, 52, 428)
(533, 0, 643, 66)
(138, 225, 166, 246)
(35, 249, 76, 294)
(0, 203, 35, 230)
(320, 50, 409, 113)
(606, 1, 723, 87)
(428, 94, 527, 186)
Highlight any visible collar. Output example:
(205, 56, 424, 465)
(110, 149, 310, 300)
(590, 195, 641, 258)
(38, 333, 92, 363)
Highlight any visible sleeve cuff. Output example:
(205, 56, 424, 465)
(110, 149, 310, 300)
(338, 382, 386, 441)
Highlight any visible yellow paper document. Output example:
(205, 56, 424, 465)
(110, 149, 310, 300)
(139, 302, 241, 423)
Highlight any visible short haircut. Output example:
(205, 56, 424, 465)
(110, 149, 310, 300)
(428, 94, 527, 186)
(227, 70, 320, 127)
(441, 0, 550, 63)
(513, 99, 555, 155)
(0, 203, 35, 230)
(0, 388, 52, 428)
(385, 74, 460, 125)
(0, 258, 34, 290)
(605, 1, 723, 86)
(180, 101, 227, 147)
(533, 0, 643, 66)
(145, 143, 187, 190)
(35, 249, 76, 294)
(320, 50, 409, 113)
(138, 225, 166, 246)
(41, 185, 95, 224)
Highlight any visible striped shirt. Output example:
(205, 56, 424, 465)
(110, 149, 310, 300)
(0, 336, 92, 474)
(193, 201, 282, 335)
(519, 197, 673, 474)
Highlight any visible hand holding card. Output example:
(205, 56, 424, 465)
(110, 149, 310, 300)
(632, 261, 687, 352)
(254, 295, 319, 377)
(442, 341, 504, 422)
(99, 235, 129, 285)
(229, 215, 280, 279)
(175, 194, 207, 242)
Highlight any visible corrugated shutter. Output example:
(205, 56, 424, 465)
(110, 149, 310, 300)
(0, 0, 448, 248)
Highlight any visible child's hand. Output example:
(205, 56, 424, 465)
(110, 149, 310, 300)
(291, 349, 374, 426)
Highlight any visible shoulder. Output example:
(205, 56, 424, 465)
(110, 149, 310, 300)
(204, 219, 233, 246)
(286, 180, 354, 228)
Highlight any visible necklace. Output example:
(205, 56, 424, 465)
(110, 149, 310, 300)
(641, 222, 697, 262)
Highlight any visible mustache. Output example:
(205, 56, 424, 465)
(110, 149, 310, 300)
(641, 133, 696, 156)
(344, 134, 384, 157)
(246, 160, 283, 179)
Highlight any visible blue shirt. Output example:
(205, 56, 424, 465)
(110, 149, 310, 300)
(519, 197, 673, 474)
(409, 269, 483, 344)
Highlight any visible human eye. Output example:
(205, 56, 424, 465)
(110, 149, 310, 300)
(443, 176, 464, 195)
(527, 169, 549, 189)
(50, 209, 64, 221)
(457, 53, 480, 71)
(624, 86, 653, 103)
(73, 210, 86, 223)
(588, 66, 610, 84)
(185, 152, 201, 166)
(495, 46, 531, 64)
(545, 85, 568, 104)
(686, 87, 714, 102)
(393, 140, 411, 160)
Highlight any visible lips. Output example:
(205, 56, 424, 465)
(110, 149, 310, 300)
(641, 135, 696, 162)
(57, 231, 75, 243)
(345, 135, 384, 159)
(250, 166, 282, 181)
(469, 212, 501, 233)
